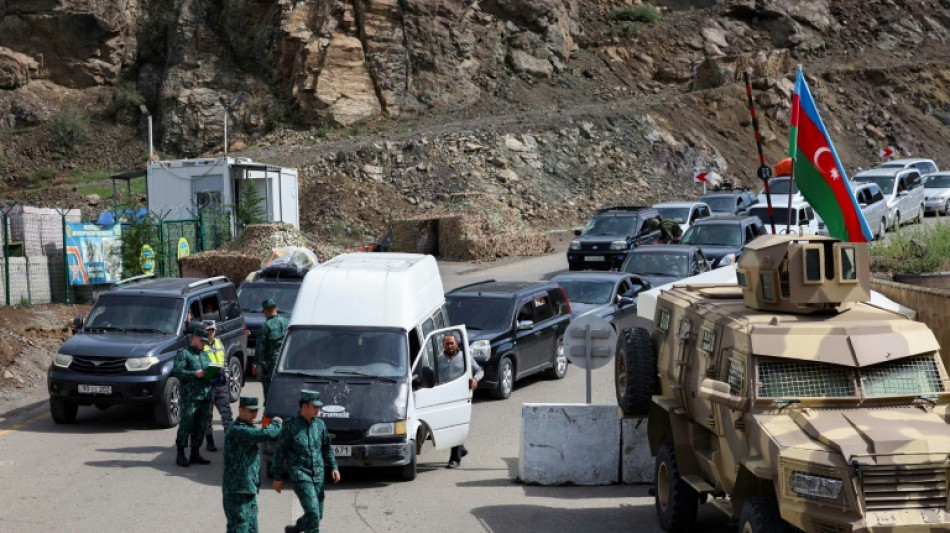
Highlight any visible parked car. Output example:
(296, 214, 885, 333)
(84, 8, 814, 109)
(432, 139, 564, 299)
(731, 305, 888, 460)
(619, 245, 712, 287)
(679, 215, 766, 267)
(551, 272, 648, 331)
(652, 201, 713, 235)
(700, 186, 758, 216)
(754, 176, 804, 207)
(852, 167, 925, 229)
(261, 253, 472, 482)
(746, 201, 819, 236)
(876, 157, 939, 175)
(567, 206, 662, 271)
(49, 276, 247, 427)
(815, 182, 888, 239)
(923, 172, 950, 215)
(445, 280, 571, 400)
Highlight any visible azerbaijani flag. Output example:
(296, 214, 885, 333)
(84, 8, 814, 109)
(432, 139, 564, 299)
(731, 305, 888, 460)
(789, 67, 873, 242)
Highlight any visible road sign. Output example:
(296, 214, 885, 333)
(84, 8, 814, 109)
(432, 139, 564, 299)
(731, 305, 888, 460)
(756, 164, 773, 181)
(564, 314, 617, 403)
(140, 245, 155, 275)
(879, 146, 895, 159)
(177, 237, 190, 259)
(693, 170, 723, 187)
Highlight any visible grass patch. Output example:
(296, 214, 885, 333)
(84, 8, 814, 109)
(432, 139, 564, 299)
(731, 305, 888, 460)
(50, 107, 91, 156)
(610, 4, 661, 23)
(68, 168, 146, 201)
(870, 220, 950, 274)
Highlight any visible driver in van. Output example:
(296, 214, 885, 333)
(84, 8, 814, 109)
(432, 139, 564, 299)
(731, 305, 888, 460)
(437, 333, 483, 469)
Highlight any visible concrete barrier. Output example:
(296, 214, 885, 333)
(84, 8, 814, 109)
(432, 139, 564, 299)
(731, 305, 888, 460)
(621, 417, 654, 484)
(870, 277, 950, 367)
(519, 403, 620, 485)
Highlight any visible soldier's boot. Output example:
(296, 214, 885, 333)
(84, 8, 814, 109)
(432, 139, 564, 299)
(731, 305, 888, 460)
(284, 526, 301, 533)
(176, 446, 189, 467)
(189, 447, 210, 465)
(206, 434, 217, 452)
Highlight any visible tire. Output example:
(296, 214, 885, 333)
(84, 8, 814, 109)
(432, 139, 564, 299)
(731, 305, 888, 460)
(915, 205, 924, 224)
(738, 496, 794, 533)
(490, 356, 514, 400)
(944, 199, 950, 216)
(153, 376, 181, 428)
(877, 218, 886, 240)
(399, 443, 418, 482)
(892, 212, 900, 231)
(543, 335, 568, 379)
(654, 442, 699, 532)
(616, 327, 658, 417)
(50, 397, 78, 424)
(227, 356, 243, 403)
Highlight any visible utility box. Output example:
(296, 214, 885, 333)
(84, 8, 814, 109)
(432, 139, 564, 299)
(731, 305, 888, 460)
(145, 157, 299, 233)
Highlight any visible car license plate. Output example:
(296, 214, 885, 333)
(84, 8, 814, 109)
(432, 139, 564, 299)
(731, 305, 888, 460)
(78, 384, 112, 395)
(585, 256, 605, 262)
(332, 445, 351, 457)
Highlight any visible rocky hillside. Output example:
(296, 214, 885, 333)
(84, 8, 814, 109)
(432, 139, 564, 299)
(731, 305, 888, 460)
(1, 0, 949, 244)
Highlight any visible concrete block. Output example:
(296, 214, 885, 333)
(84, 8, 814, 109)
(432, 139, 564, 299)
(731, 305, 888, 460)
(0, 257, 30, 304)
(26, 256, 52, 305)
(621, 417, 654, 484)
(519, 403, 620, 485)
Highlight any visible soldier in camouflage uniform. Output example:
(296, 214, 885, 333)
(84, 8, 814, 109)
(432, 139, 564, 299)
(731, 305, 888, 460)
(173, 326, 213, 467)
(255, 298, 288, 405)
(222, 396, 282, 533)
(649, 217, 683, 243)
(272, 390, 341, 533)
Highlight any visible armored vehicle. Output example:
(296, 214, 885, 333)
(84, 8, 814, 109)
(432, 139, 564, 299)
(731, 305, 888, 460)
(626, 234, 950, 532)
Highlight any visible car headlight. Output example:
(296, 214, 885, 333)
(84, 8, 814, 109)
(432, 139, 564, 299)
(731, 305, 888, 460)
(610, 240, 628, 251)
(53, 353, 73, 368)
(790, 472, 843, 500)
(718, 253, 736, 267)
(570, 240, 581, 251)
(471, 340, 491, 361)
(125, 356, 159, 371)
(368, 420, 407, 437)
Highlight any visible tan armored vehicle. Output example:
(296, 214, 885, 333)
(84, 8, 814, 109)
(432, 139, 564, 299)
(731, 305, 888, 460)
(624, 234, 950, 532)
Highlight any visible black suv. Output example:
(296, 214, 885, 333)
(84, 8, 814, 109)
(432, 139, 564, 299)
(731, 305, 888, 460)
(679, 215, 766, 268)
(567, 206, 663, 271)
(237, 264, 308, 375)
(700, 185, 758, 216)
(445, 281, 571, 399)
(49, 276, 248, 427)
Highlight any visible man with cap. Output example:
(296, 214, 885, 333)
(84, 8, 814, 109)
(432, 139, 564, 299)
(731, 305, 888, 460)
(222, 396, 282, 533)
(255, 298, 288, 404)
(203, 319, 233, 452)
(173, 326, 214, 467)
(272, 390, 341, 533)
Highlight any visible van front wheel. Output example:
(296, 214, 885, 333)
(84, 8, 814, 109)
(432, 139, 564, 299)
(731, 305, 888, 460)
(399, 443, 417, 481)
(50, 397, 78, 424)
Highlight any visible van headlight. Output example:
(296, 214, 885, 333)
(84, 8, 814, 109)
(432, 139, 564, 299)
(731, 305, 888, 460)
(53, 353, 73, 368)
(570, 240, 581, 250)
(368, 420, 407, 436)
(789, 472, 843, 500)
(610, 240, 628, 250)
(471, 340, 491, 361)
(125, 356, 159, 371)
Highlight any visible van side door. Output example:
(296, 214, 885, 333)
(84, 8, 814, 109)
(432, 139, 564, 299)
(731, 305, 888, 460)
(410, 326, 473, 449)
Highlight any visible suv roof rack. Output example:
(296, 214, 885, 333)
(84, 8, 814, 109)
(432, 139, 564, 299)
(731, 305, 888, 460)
(184, 276, 229, 293)
(448, 279, 497, 294)
(595, 205, 649, 214)
(110, 274, 156, 290)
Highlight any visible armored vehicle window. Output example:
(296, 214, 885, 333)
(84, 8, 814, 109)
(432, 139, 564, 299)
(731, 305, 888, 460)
(803, 246, 823, 284)
(700, 329, 715, 353)
(862, 355, 945, 397)
(657, 309, 671, 332)
(677, 318, 691, 340)
(838, 246, 857, 282)
(736, 270, 747, 288)
(727, 358, 745, 395)
(757, 357, 856, 398)
(760, 272, 776, 302)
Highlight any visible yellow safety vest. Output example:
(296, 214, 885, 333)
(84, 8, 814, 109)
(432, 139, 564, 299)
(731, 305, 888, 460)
(204, 338, 226, 365)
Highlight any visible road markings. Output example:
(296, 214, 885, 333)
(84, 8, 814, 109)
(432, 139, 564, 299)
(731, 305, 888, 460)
(0, 412, 51, 436)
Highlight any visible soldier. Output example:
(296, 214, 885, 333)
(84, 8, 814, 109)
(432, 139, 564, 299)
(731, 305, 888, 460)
(203, 320, 233, 452)
(272, 390, 341, 533)
(649, 217, 683, 244)
(255, 298, 288, 404)
(173, 326, 213, 467)
(222, 396, 282, 533)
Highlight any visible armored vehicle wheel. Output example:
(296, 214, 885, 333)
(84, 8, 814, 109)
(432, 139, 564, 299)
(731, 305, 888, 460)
(654, 442, 699, 532)
(616, 327, 657, 417)
(153, 377, 181, 428)
(738, 496, 794, 533)
(50, 397, 78, 424)
(490, 356, 514, 400)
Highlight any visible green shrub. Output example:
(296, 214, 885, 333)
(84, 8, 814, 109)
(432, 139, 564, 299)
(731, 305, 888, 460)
(29, 167, 57, 186)
(19, 296, 31, 308)
(870, 221, 950, 274)
(315, 127, 330, 138)
(121, 214, 161, 277)
(235, 180, 266, 230)
(50, 107, 91, 156)
(109, 82, 145, 120)
(610, 4, 661, 24)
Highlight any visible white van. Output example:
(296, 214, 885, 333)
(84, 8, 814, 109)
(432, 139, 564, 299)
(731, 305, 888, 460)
(746, 201, 819, 235)
(261, 253, 473, 481)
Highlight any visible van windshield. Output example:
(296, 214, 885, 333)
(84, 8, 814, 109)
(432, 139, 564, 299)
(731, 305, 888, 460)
(279, 327, 408, 379)
(86, 295, 183, 334)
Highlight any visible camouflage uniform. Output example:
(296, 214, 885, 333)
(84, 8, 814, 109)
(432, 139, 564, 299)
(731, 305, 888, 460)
(204, 336, 233, 444)
(222, 397, 282, 533)
(173, 344, 212, 449)
(272, 398, 338, 533)
(658, 219, 683, 243)
(256, 313, 288, 402)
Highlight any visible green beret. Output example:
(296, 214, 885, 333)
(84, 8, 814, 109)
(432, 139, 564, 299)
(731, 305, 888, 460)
(239, 396, 259, 409)
(261, 298, 277, 309)
(192, 327, 210, 341)
(300, 389, 323, 407)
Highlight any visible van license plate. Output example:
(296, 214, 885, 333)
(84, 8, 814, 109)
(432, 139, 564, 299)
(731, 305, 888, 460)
(332, 445, 351, 457)
(585, 256, 605, 261)
(78, 385, 112, 395)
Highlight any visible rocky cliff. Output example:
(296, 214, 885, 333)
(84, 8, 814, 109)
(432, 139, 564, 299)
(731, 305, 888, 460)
(1, 0, 950, 245)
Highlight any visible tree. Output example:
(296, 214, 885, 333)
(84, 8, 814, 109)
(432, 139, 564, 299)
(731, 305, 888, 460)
(235, 179, 266, 230)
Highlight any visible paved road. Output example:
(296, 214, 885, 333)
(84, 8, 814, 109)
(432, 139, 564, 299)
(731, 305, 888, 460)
(0, 250, 734, 533)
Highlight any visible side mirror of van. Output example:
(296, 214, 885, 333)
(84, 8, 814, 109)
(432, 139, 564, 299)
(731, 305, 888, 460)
(898, 190, 908, 197)
(617, 296, 635, 306)
(516, 320, 534, 331)
(699, 378, 749, 411)
(859, 203, 867, 209)
(573, 228, 582, 236)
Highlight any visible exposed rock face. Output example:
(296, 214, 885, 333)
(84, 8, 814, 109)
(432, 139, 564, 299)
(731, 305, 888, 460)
(0, 46, 39, 90)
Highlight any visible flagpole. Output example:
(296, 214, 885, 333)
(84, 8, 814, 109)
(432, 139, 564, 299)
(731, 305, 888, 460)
(788, 65, 802, 234)
(743, 69, 777, 235)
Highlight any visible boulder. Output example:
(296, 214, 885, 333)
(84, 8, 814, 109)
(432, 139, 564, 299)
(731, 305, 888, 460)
(0, 46, 39, 90)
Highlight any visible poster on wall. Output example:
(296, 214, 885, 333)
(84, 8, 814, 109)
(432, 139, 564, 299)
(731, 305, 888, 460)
(66, 223, 123, 285)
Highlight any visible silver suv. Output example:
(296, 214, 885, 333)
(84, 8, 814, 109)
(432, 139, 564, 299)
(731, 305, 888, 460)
(851, 168, 925, 230)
